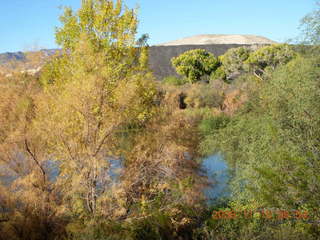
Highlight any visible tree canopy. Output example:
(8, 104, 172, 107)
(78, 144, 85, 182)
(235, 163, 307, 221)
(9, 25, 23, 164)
(171, 49, 220, 83)
(220, 46, 252, 76)
(245, 44, 297, 79)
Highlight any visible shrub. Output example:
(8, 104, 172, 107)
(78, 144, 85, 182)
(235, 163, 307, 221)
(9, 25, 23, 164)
(185, 83, 224, 109)
(200, 56, 320, 213)
(199, 114, 230, 136)
(163, 75, 186, 86)
(210, 66, 227, 81)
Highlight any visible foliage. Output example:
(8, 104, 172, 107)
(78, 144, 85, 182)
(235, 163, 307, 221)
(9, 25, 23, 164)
(35, 0, 159, 218)
(2, 1, 320, 239)
(299, 1, 320, 45)
(201, 56, 320, 214)
(245, 44, 297, 79)
(163, 75, 186, 86)
(171, 49, 220, 83)
(184, 83, 224, 109)
(295, 2, 320, 57)
(136, 33, 150, 47)
(211, 45, 297, 83)
(0, 74, 65, 240)
(210, 65, 227, 81)
(198, 114, 230, 137)
(39, 54, 69, 86)
(55, 0, 137, 51)
(193, 207, 318, 240)
(0, 1, 209, 239)
(220, 47, 252, 77)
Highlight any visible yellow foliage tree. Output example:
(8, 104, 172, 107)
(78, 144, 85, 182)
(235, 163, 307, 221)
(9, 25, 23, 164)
(36, 0, 157, 216)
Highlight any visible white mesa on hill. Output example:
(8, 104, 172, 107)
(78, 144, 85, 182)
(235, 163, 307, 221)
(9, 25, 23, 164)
(157, 34, 276, 46)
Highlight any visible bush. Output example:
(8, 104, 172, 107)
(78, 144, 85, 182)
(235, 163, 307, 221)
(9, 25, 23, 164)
(199, 114, 230, 136)
(200, 56, 320, 213)
(210, 66, 227, 81)
(193, 210, 318, 240)
(163, 75, 186, 86)
(185, 83, 224, 109)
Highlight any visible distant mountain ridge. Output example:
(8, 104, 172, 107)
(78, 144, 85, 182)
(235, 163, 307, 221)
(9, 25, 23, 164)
(0, 49, 59, 64)
(0, 49, 60, 76)
(0, 51, 26, 65)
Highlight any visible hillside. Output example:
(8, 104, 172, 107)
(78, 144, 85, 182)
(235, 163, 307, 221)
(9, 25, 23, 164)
(0, 49, 59, 76)
(157, 34, 276, 46)
(0, 35, 275, 78)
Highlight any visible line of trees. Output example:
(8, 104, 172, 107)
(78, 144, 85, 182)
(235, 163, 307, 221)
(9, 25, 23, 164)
(171, 44, 297, 84)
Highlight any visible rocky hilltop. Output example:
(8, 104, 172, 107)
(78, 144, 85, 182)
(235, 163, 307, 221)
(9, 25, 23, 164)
(157, 34, 276, 46)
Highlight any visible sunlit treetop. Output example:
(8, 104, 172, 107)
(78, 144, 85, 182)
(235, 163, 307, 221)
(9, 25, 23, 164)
(55, 0, 138, 52)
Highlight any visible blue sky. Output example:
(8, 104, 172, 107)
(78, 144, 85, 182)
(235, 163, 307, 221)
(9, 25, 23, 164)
(0, 0, 316, 52)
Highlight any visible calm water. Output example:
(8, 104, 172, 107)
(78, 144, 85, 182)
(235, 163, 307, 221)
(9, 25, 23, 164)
(202, 154, 230, 203)
(0, 154, 231, 203)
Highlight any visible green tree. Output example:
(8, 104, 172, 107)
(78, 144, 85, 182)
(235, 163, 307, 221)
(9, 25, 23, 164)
(294, 1, 320, 58)
(210, 65, 227, 81)
(171, 49, 220, 83)
(137, 33, 150, 47)
(219, 47, 252, 77)
(245, 44, 297, 80)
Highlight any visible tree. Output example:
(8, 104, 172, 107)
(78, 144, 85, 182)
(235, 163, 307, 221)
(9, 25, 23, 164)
(137, 33, 150, 47)
(245, 44, 297, 80)
(219, 47, 252, 78)
(55, 0, 137, 51)
(36, 0, 158, 217)
(299, 1, 320, 45)
(171, 49, 220, 83)
(295, 1, 320, 57)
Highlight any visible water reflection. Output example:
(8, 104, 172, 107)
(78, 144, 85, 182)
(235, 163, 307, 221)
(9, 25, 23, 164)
(1, 154, 230, 204)
(202, 154, 230, 203)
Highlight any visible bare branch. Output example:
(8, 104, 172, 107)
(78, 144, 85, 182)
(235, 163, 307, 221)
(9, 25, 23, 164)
(24, 139, 46, 185)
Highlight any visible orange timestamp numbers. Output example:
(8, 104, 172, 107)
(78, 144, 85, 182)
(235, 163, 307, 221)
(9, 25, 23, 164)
(212, 209, 310, 220)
